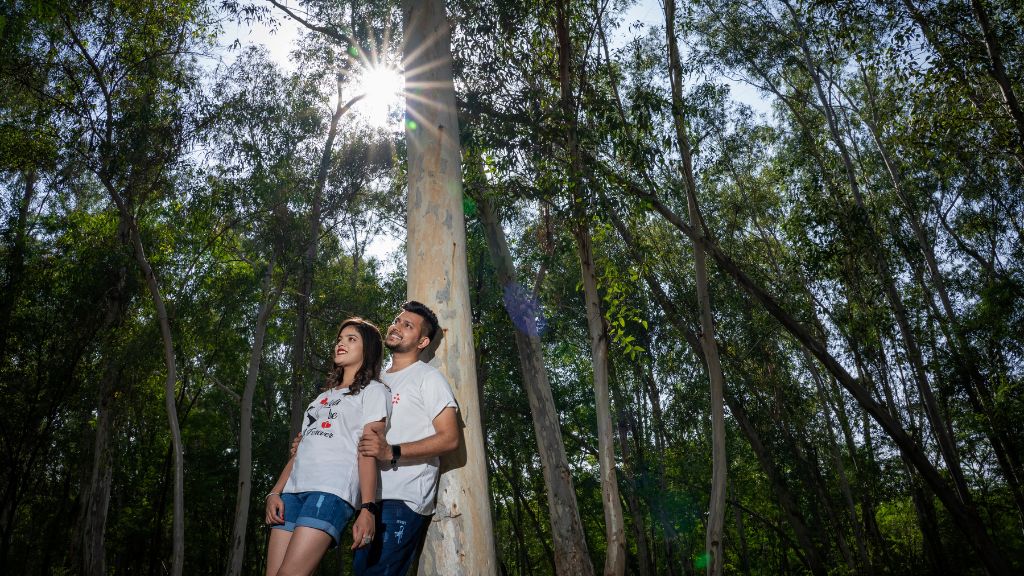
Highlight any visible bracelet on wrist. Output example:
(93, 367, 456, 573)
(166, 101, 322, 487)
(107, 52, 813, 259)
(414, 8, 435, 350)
(266, 491, 280, 500)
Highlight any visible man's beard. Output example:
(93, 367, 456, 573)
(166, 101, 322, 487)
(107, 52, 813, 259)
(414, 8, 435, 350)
(385, 339, 414, 354)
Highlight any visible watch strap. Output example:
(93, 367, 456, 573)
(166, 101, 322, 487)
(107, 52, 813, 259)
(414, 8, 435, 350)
(390, 444, 402, 469)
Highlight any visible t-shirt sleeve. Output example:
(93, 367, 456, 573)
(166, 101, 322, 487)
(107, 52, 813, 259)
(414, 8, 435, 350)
(361, 383, 391, 427)
(422, 370, 458, 420)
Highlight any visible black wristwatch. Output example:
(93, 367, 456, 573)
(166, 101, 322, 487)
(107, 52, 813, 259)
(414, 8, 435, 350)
(389, 444, 402, 469)
(360, 502, 379, 516)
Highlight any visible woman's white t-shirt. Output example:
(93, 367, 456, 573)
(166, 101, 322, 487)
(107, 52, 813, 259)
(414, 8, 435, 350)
(284, 380, 391, 507)
(380, 361, 458, 515)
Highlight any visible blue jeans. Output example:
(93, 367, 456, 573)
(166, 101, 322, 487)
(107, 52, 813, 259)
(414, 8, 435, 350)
(353, 500, 431, 576)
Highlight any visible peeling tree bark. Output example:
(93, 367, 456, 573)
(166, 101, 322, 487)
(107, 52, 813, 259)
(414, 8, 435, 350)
(402, 1, 497, 573)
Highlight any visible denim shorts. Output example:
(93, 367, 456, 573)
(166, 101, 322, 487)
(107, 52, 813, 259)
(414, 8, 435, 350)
(272, 491, 354, 545)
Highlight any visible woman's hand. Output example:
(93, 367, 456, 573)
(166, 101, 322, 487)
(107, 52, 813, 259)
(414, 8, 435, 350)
(350, 508, 376, 550)
(265, 494, 285, 525)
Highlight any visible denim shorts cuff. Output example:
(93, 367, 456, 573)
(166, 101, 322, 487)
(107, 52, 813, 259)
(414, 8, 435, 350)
(296, 515, 341, 543)
(271, 520, 296, 532)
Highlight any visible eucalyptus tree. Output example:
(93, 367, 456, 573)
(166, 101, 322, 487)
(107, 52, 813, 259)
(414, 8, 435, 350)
(468, 170, 596, 576)
(656, 2, 729, 571)
(552, 1, 627, 572)
(206, 47, 315, 576)
(401, 0, 499, 571)
(449, 1, 602, 568)
(39, 2, 213, 574)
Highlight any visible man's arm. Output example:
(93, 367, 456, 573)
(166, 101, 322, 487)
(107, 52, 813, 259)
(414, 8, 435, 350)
(358, 407, 458, 463)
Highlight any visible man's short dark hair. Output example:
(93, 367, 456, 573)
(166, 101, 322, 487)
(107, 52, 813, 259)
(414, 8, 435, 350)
(402, 300, 439, 342)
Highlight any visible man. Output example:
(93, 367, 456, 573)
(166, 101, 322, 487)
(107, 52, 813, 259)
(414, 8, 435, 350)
(354, 300, 460, 575)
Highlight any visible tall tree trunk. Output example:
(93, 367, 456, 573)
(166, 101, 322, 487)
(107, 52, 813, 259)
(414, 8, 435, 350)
(609, 363, 653, 576)
(729, 483, 751, 576)
(661, 2, 727, 570)
(804, 353, 872, 574)
(79, 247, 130, 576)
(870, 344, 948, 572)
(572, 225, 628, 576)
(288, 74, 347, 439)
(607, 209, 694, 576)
(898, 0, 1024, 166)
(475, 192, 594, 576)
(118, 205, 184, 576)
(80, 361, 118, 576)
(402, 1, 497, 573)
(552, 1, 627, 574)
(495, 458, 555, 576)
(855, 63, 1024, 520)
(226, 256, 283, 576)
(783, 0, 976, 521)
(969, 0, 1024, 152)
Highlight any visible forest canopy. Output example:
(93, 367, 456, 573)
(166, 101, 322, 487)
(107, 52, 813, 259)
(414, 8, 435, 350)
(1, 0, 1021, 575)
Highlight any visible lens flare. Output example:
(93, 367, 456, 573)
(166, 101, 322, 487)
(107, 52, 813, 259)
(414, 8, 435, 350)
(356, 65, 403, 128)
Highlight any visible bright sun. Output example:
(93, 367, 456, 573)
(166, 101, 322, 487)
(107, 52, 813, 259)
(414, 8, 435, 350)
(356, 65, 404, 129)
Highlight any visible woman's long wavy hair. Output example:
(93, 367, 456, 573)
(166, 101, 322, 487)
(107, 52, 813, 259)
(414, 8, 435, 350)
(322, 317, 383, 395)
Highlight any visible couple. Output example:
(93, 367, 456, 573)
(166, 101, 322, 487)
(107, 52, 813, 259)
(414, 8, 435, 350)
(264, 301, 458, 576)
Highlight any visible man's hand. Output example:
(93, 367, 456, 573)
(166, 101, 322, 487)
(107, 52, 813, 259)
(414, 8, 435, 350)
(289, 433, 301, 458)
(358, 428, 391, 463)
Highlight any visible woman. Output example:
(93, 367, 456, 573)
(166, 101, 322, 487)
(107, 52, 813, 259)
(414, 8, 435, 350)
(264, 318, 390, 576)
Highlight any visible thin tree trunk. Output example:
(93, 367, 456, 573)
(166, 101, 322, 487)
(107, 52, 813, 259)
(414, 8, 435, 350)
(124, 212, 184, 576)
(79, 253, 130, 576)
(606, 209, 695, 576)
(609, 170, 1010, 573)
(288, 74, 348, 439)
(729, 484, 751, 576)
(726, 394, 827, 576)
(552, 1, 626, 573)
(661, 2, 728, 569)
(855, 65, 1024, 522)
(0, 170, 35, 361)
(80, 363, 117, 576)
(969, 0, 1024, 152)
(573, 225, 629, 576)
(402, 1, 497, 572)
(610, 365, 653, 576)
(475, 192, 594, 576)
(871, 343, 948, 572)
(783, 1, 977, 525)
(495, 458, 554, 576)
(226, 255, 284, 576)
(804, 352, 872, 574)
(898, 0, 1024, 166)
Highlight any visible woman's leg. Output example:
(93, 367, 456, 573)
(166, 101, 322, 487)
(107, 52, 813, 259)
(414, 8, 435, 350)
(273, 526, 333, 576)
(266, 528, 292, 576)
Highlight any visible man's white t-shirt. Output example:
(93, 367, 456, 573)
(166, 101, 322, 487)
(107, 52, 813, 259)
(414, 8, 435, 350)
(285, 381, 391, 507)
(380, 361, 458, 515)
